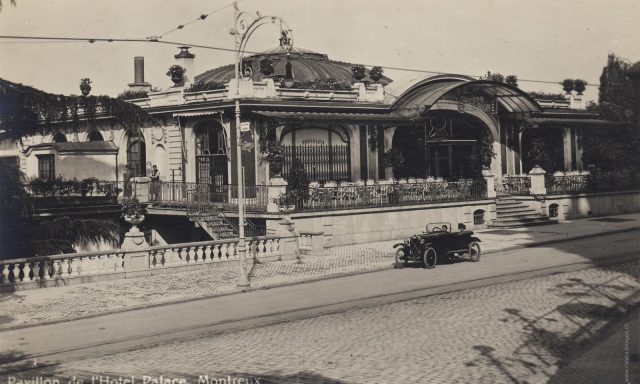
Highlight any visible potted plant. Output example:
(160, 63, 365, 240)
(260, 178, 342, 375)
(259, 57, 275, 77)
(369, 66, 384, 82)
(166, 65, 186, 85)
(562, 79, 575, 94)
(261, 142, 286, 177)
(574, 79, 588, 95)
(351, 65, 366, 81)
(79, 78, 92, 96)
(121, 196, 145, 227)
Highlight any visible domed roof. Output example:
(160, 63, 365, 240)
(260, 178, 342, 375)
(195, 46, 393, 85)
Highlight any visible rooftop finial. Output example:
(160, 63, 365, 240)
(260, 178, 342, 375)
(279, 30, 291, 48)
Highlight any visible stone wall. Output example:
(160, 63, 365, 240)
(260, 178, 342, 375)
(279, 200, 495, 247)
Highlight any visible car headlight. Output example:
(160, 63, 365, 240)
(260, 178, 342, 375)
(420, 239, 426, 245)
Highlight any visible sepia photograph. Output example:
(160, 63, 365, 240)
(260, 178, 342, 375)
(0, 0, 638, 382)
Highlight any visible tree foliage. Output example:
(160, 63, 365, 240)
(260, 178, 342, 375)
(0, 79, 148, 259)
(582, 54, 640, 171)
(0, 78, 153, 141)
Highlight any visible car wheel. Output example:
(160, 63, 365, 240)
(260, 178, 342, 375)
(468, 241, 481, 262)
(423, 247, 437, 269)
(394, 248, 407, 269)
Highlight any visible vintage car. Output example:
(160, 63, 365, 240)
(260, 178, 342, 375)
(393, 222, 481, 269)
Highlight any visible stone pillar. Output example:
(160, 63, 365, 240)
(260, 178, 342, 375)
(121, 225, 150, 278)
(482, 169, 496, 198)
(574, 128, 584, 171)
(267, 177, 288, 213)
(562, 127, 573, 171)
(383, 127, 397, 180)
(529, 166, 547, 195)
(274, 215, 299, 261)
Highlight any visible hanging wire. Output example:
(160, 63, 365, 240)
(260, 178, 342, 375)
(152, 0, 243, 39)
(0, 35, 598, 87)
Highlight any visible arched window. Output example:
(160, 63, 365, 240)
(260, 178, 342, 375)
(473, 209, 485, 225)
(549, 203, 559, 218)
(52, 133, 67, 143)
(126, 133, 146, 177)
(88, 130, 104, 141)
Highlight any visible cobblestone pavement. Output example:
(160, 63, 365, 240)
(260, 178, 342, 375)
(0, 213, 637, 331)
(45, 260, 639, 384)
(0, 243, 395, 330)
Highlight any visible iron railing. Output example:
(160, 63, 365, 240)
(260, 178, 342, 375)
(280, 180, 487, 212)
(498, 176, 531, 196)
(546, 171, 640, 195)
(282, 145, 351, 182)
(155, 182, 269, 211)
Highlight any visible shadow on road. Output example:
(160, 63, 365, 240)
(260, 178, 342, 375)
(464, 267, 640, 383)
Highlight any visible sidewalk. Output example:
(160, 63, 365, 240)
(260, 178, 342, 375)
(0, 213, 638, 331)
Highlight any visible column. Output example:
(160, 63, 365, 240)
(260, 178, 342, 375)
(562, 127, 573, 171)
(383, 127, 397, 180)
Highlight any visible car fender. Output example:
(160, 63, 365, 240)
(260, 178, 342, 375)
(393, 243, 408, 250)
(469, 237, 482, 243)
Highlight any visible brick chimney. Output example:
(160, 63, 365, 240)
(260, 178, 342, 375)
(175, 47, 195, 86)
(128, 56, 152, 92)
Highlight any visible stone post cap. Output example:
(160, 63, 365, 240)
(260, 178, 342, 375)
(481, 169, 495, 177)
(529, 166, 546, 175)
(269, 177, 288, 186)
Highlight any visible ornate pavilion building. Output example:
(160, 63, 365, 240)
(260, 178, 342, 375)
(7, 39, 619, 245)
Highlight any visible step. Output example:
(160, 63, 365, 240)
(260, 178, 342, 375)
(496, 207, 535, 215)
(493, 214, 549, 222)
(487, 219, 554, 228)
(496, 212, 541, 220)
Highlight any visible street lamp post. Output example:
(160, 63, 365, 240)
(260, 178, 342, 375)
(231, 2, 292, 287)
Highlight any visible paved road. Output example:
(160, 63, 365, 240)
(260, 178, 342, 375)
(0, 232, 638, 383)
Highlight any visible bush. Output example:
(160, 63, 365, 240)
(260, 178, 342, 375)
(117, 90, 149, 100)
(290, 79, 353, 91)
(287, 158, 309, 209)
(185, 81, 226, 93)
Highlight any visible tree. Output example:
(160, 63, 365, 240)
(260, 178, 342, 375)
(287, 158, 309, 209)
(505, 75, 518, 88)
(582, 54, 640, 171)
(0, 78, 150, 259)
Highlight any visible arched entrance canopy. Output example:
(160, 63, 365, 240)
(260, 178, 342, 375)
(386, 75, 541, 117)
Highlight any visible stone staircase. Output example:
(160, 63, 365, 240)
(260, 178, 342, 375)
(488, 196, 553, 228)
(196, 213, 239, 240)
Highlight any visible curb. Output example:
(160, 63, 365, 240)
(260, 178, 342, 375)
(482, 226, 640, 255)
(1, 226, 638, 333)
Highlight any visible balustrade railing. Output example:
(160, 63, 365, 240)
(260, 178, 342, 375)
(280, 179, 487, 212)
(0, 249, 125, 285)
(1, 235, 287, 288)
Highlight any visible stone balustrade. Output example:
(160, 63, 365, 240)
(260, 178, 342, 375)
(0, 235, 295, 291)
(0, 249, 126, 288)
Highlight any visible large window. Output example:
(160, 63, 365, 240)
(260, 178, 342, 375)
(126, 134, 146, 177)
(37, 154, 55, 179)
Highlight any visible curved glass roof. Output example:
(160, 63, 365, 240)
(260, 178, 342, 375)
(387, 75, 541, 115)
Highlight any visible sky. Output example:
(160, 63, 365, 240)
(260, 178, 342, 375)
(0, 0, 638, 102)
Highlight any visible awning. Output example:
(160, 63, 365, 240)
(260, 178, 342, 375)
(25, 141, 119, 154)
(252, 110, 409, 123)
(526, 118, 625, 128)
(172, 110, 223, 118)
